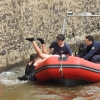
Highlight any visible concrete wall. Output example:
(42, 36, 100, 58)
(0, 0, 100, 68)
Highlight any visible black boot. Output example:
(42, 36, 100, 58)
(26, 38, 34, 42)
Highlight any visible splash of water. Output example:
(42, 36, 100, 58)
(0, 67, 27, 86)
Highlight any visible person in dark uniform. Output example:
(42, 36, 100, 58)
(18, 54, 38, 81)
(78, 35, 100, 63)
(48, 34, 72, 56)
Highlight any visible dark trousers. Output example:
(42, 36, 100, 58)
(91, 55, 100, 63)
(76, 53, 100, 63)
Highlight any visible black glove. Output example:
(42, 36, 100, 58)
(26, 38, 34, 42)
(37, 38, 44, 44)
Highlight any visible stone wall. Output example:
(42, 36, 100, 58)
(0, 0, 100, 68)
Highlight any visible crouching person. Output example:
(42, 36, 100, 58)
(77, 35, 100, 63)
(18, 54, 38, 81)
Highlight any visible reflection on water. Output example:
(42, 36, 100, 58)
(0, 66, 100, 100)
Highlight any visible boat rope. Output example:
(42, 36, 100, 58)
(59, 55, 64, 77)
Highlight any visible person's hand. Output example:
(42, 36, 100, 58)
(37, 38, 44, 44)
(26, 38, 34, 42)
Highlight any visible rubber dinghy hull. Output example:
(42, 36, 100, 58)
(34, 56, 100, 83)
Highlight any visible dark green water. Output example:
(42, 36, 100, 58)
(0, 66, 100, 100)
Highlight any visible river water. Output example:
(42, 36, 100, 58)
(0, 65, 100, 100)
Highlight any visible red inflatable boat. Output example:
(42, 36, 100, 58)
(34, 55, 100, 83)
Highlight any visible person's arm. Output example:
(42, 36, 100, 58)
(83, 45, 99, 60)
(47, 41, 55, 54)
(65, 43, 72, 56)
(47, 48, 52, 54)
(77, 47, 88, 58)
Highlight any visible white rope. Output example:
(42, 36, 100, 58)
(59, 55, 66, 77)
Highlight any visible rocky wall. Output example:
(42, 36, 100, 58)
(0, 0, 100, 68)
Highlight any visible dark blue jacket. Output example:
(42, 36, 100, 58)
(83, 41, 100, 60)
(49, 41, 72, 55)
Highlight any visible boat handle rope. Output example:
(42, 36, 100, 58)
(59, 55, 64, 77)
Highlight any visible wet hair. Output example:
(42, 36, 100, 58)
(86, 35, 94, 42)
(56, 34, 65, 41)
(30, 54, 38, 61)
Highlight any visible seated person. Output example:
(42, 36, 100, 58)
(77, 35, 100, 63)
(47, 34, 72, 56)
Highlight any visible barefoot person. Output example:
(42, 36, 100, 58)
(26, 38, 60, 62)
(18, 38, 48, 81)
